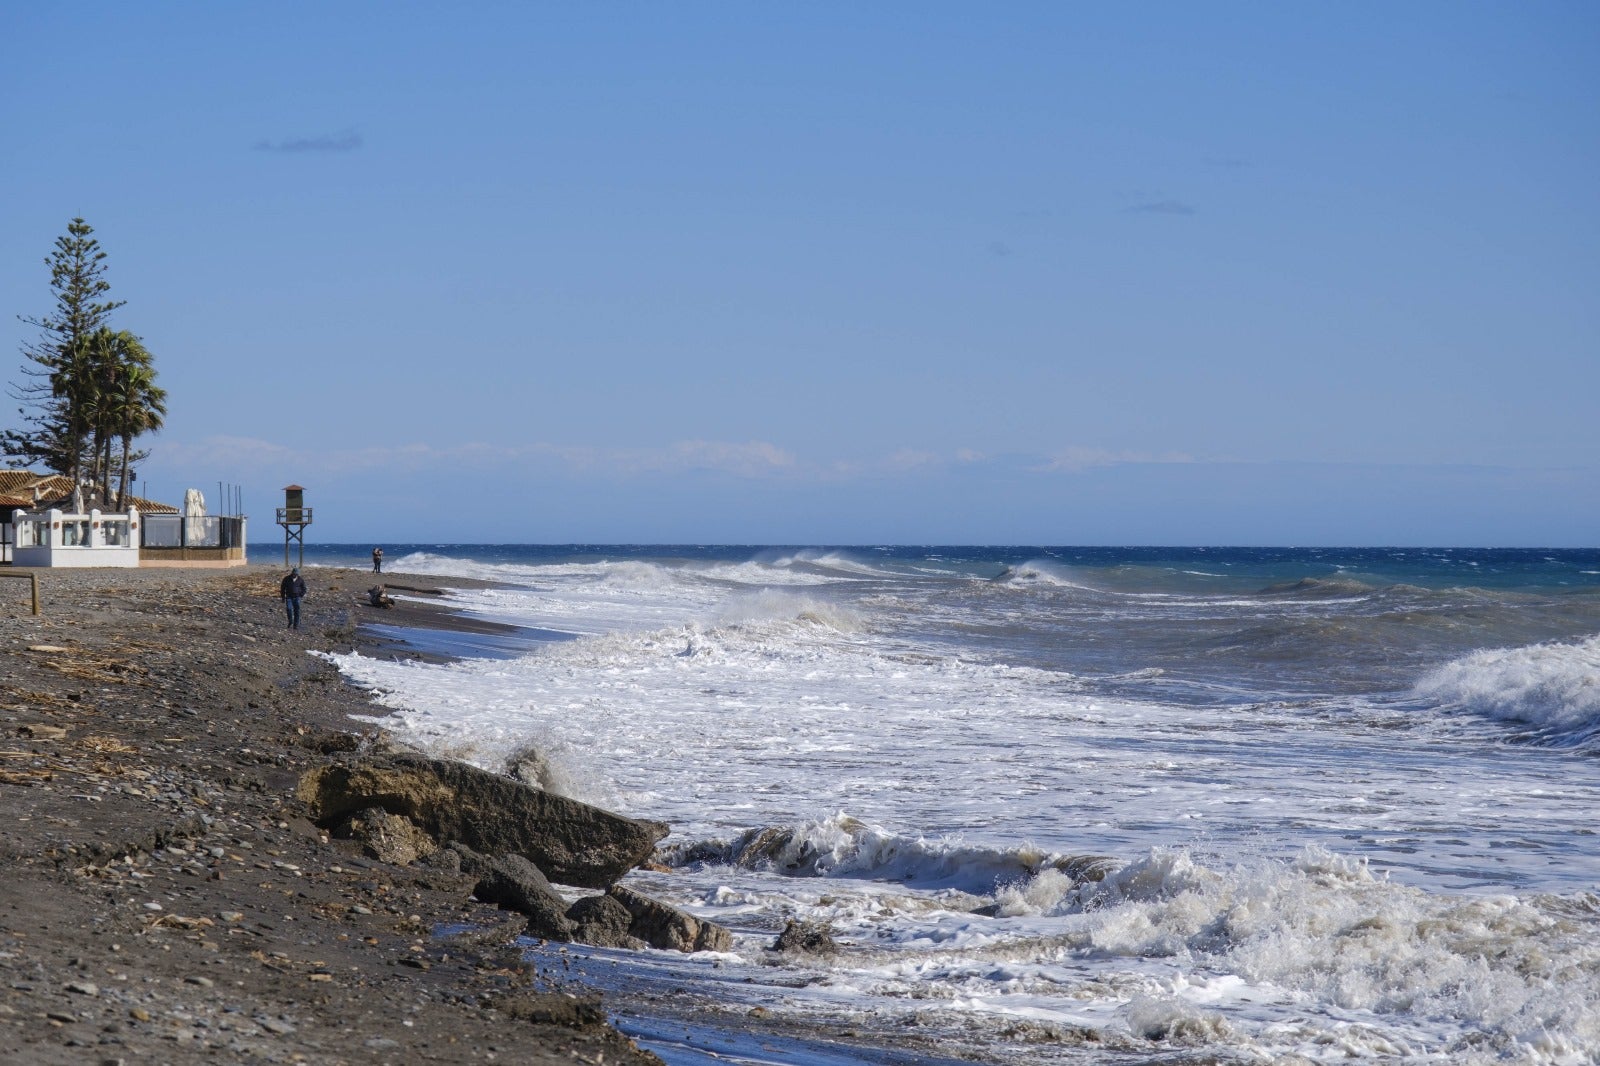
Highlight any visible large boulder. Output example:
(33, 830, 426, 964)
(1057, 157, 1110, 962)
(566, 893, 642, 949)
(473, 854, 576, 941)
(606, 885, 733, 954)
(297, 754, 669, 888)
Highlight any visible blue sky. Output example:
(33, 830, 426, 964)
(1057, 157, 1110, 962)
(2, 3, 1596, 544)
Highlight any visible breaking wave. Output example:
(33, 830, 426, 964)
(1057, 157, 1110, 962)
(992, 559, 1100, 591)
(997, 846, 1600, 1062)
(663, 812, 1119, 895)
(1415, 634, 1600, 748)
(666, 826, 1600, 1061)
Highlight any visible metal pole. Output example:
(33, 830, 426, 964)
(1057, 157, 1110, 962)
(31, 572, 38, 615)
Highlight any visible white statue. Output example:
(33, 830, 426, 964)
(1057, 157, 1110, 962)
(183, 488, 206, 545)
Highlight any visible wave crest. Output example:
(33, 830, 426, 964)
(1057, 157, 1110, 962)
(664, 813, 1118, 894)
(1415, 634, 1600, 747)
(993, 559, 1099, 591)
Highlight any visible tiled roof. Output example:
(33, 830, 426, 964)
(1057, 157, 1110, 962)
(0, 470, 180, 514)
(0, 470, 51, 493)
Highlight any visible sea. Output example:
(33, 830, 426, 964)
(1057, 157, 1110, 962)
(287, 544, 1600, 1065)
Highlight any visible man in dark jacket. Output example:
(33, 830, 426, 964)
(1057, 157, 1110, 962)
(280, 568, 307, 629)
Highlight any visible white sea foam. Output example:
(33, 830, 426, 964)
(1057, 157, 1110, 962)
(1415, 634, 1600, 743)
(611, 842, 1600, 1064)
(326, 549, 1600, 1065)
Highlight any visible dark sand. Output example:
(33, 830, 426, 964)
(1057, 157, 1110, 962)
(0, 564, 661, 1064)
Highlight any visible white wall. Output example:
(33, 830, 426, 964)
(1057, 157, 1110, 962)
(11, 508, 142, 568)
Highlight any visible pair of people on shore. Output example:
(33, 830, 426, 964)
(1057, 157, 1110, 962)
(280, 568, 307, 629)
(372, 547, 383, 573)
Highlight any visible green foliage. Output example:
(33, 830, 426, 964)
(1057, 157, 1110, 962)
(4, 218, 167, 506)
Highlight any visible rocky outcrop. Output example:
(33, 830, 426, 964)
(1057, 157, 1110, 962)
(296, 754, 668, 888)
(605, 885, 733, 953)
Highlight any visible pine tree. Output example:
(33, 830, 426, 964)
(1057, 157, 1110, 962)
(3, 219, 170, 503)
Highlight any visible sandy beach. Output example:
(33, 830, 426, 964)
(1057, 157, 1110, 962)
(0, 564, 662, 1065)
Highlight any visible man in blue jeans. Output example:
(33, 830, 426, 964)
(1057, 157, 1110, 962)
(280, 568, 307, 629)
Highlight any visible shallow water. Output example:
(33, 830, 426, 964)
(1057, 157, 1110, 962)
(310, 544, 1600, 1064)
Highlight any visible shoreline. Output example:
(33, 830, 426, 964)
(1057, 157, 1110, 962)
(0, 564, 662, 1064)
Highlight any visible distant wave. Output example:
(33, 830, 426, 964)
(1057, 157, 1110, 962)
(761, 549, 898, 579)
(1255, 576, 1377, 599)
(992, 559, 1101, 591)
(1415, 634, 1600, 748)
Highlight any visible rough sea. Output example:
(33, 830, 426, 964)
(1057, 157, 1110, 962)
(298, 544, 1600, 1065)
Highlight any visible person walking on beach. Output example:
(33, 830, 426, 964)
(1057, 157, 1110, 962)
(372, 547, 383, 573)
(280, 567, 307, 630)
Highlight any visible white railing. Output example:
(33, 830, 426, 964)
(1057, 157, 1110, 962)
(10, 508, 143, 568)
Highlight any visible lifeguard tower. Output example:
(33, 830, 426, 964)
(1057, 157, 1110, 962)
(275, 484, 312, 566)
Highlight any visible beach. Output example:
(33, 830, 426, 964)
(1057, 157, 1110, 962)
(0, 564, 663, 1065)
(4, 548, 1597, 1066)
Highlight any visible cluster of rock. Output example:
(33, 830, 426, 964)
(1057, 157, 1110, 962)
(296, 752, 732, 954)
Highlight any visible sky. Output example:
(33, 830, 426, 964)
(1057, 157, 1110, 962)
(2, 2, 1596, 545)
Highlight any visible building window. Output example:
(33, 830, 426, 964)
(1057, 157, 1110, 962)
(60, 520, 91, 546)
(16, 519, 42, 548)
(101, 520, 130, 546)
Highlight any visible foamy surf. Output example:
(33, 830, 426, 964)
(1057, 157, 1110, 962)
(589, 840, 1600, 1065)
(315, 544, 1600, 1064)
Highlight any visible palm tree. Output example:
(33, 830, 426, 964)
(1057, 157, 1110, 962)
(60, 329, 164, 508)
(106, 355, 167, 510)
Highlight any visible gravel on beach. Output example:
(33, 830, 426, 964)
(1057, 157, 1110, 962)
(0, 564, 662, 1065)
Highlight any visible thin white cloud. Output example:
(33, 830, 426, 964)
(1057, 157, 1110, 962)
(884, 448, 940, 471)
(152, 436, 1196, 485)
(152, 436, 799, 480)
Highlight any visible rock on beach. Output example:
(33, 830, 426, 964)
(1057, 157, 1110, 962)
(0, 565, 667, 1066)
(296, 752, 670, 888)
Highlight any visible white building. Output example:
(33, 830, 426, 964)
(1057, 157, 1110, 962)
(1, 471, 244, 568)
(11, 507, 143, 568)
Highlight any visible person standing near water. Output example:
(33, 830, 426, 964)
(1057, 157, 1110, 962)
(280, 568, 307, 629)
(372, 547, 383, 573)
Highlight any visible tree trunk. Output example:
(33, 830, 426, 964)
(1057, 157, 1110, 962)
(117, 437, 132, 510)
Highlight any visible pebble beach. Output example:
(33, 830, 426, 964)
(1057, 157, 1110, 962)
(0, 564, 662, 1065)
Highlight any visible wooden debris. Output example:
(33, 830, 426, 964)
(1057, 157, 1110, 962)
(0, 768, 54, 786)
